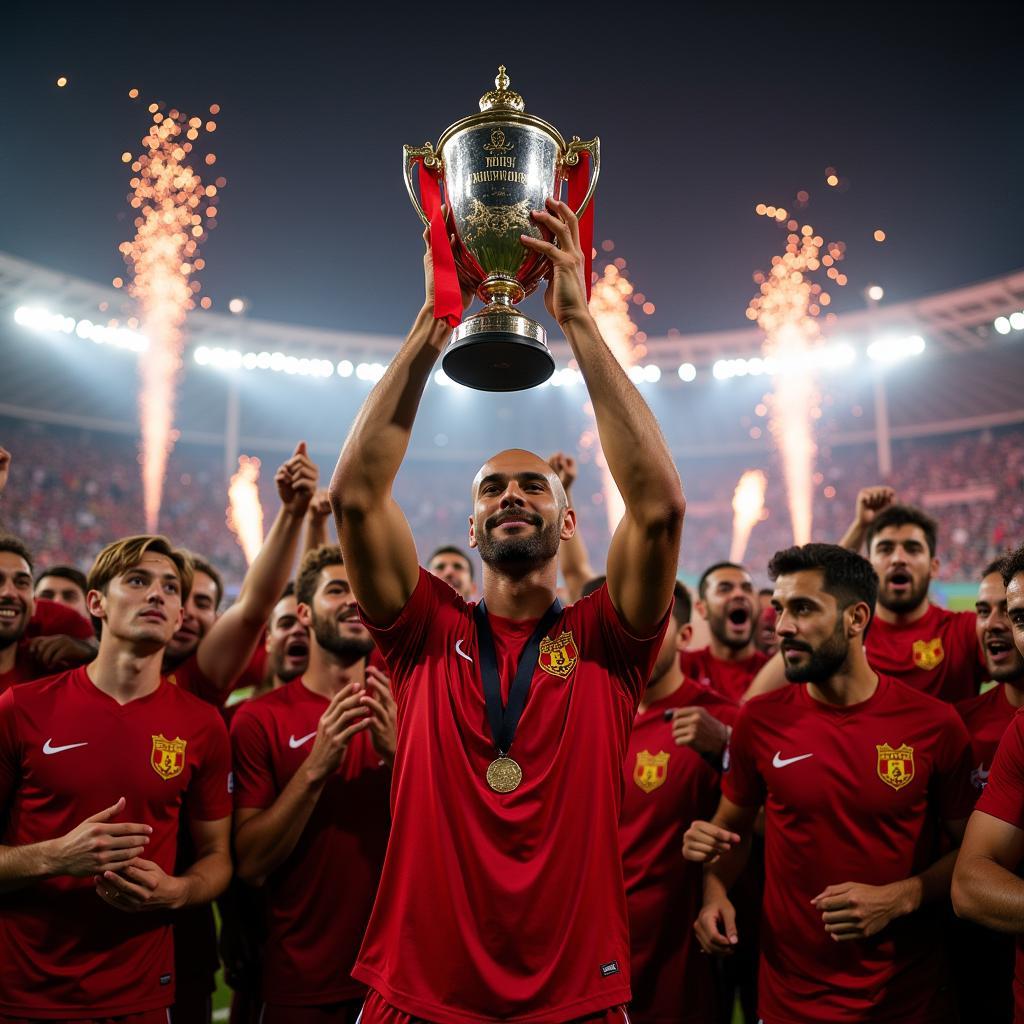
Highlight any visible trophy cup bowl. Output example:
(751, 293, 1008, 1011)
(404, 67, 599, 391)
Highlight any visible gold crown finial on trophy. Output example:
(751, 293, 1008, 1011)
(479, 66, 525, 113)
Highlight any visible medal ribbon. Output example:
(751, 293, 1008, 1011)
(416, 157, 463, 327)
(473, 598, 563, 756)
(567, 151, 594, 302)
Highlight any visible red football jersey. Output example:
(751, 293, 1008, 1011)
(866, 604, 984, 703)
(620, 679, 737, 1024)
(0, 599, 95, 693)
(722, 675, 974, 1023)
(353, 570, 668, 1024)
(0, 666, 231, 1017)
(974, 710, 1024, 1024)
(231, 678, 391, 1005)
(679, 647, 768, 704)
(956, 685, 1021, 792)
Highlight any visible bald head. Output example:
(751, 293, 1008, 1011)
(472, 450, 568, 511)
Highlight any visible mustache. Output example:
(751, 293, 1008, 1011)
(781, 641, 812, 653)
(486, 509, 543, 530)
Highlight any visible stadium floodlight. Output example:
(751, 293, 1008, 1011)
(337, 359, 354, 377)
(228, 298, 246, 315)
(712, 359, 732, 380)
(627, 365, 645, 384)
(642, 364, 661, 383)
(867, 284, 885, 302)
(994, 316, 1012, 335)
(194, 346, 211, 365)
(433, 369, 452, 386)
(677, 362, 697, 382)
(866, 334, 925, 363)
(15, 304, 148, 352)
(1010, 312, 1024, 332)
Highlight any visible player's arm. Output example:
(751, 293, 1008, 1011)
(233, 684, 372, 886)
(330, 229, 472, 627)
(684, 796, 757, 954)
(524, 200, 684, 634)
(813, 817, 967, 941)
(0, 797, 152, 895)
(741, 650, 786, 701)
(548, 452, 598, 602)
(304, 488, 333, 556)
(97, 814, 231, 912)
(953, 810, 1024, 932)
(837, 485, 896, 552)
(196, 443, 317, 690)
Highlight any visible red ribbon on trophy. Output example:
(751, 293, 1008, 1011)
(416, 158, 464, 327)
(567, 150, 594, 302)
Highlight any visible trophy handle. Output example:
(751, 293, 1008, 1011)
(563, 136, 601, 218)
(402, 143, 443, 228)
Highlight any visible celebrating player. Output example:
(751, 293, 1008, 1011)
(620, 581, 735, 1024)
(34, 564, 89, 618)
(685, 543, 974, 1023)
(330, 198, 684, 1022)
(0, 535, 232, 1020)
(231, 545, 393, 1022)
(952, 542, 1024, 1024)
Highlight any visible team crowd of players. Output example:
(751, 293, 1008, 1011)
(2, 201, 1024, 1024)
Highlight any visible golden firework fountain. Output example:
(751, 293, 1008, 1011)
(404, 67, 599, 391)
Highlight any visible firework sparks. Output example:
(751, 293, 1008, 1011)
(730, 470, 767, 563)
(227, 456, 264, 565)
(586, 263, 642, 534)
(120, 100, 222, 530)
(747, 207, 846, 544)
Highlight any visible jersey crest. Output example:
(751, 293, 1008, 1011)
(912, 637, 944, 671)
(151, 734, 187, 780)
(539, 630, 578, 678)
(633, 750, 670, 793)
(876, 743, 914, 790)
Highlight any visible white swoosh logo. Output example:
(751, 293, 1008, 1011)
(455, 639, 473, 663)
(289, 732, 317, 749)
(43, 739, 88, 755)
(772, 751, 814, 768)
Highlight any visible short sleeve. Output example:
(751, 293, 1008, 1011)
(720, 703, 765, 809)
(0, 689, 20, 813)
(583, 584, 671, 705)
(359, 569, 454, 694)
(185, 711, 233, 821)
(230, 705, 279, 811)
(977, 714, 1024, 829)
(930, 707, 977, 821)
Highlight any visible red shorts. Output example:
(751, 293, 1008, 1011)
(0, 1011, 170, 1024)
(358, 989, 630, 1024)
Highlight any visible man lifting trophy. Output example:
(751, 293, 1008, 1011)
(403, 66, 599, 390)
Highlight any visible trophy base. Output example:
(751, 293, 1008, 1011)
(442, 309, 554, 392)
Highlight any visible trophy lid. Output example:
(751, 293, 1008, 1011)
(478, 66, 525, 113)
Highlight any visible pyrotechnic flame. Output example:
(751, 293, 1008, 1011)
(586, 264, 641, 534)
(120, 100, 222, 530)
(748, 209, 845, 544)
(227, 456, 264, 565)
(730, 470, 767, 563)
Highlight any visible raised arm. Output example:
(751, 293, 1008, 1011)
(196, 443, 317, 690)
(838, 486, 896, 552)
(330, 229, 471, 627)
(304, 488, 334, 556)
(523, 200, 684, 634)
(548, 452, 598, 602)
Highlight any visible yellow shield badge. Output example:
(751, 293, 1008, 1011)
(539, 630, 579, 678)
(877, 743, 915, 790)
(912, 637, 944, 671)
(151, 735, 187, 781)
(634, 750, 670, 793)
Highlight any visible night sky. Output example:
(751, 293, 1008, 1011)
(4, 2, 1022, 338)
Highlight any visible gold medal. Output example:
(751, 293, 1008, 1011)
(486, 756, 523, 793)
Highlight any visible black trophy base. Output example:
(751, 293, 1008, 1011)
(442, 309, 554, 392)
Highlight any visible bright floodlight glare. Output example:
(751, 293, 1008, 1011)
(867, 285, 885, 302)
(337, 359, 354, 377)
(643, 364, 661, 383)
(1010, 312, 1024, 332)
(194, 346, 210, 365)
(712, 359, 731, 380)
(678, 362, 697, 382)
(228, 298, 246, 315)
(994, 316, 1012, 335)
(433, 369, 451, 386)
(627, 364, 645, 384)
(867, 334, 926, 363)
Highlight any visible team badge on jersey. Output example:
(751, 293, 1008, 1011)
(912, 637, 944, 671)
(633, 750, 670, 793)
(151, 734, 187, 780)
(539, 630, 578, 678)
(876, 743, 914, 790)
